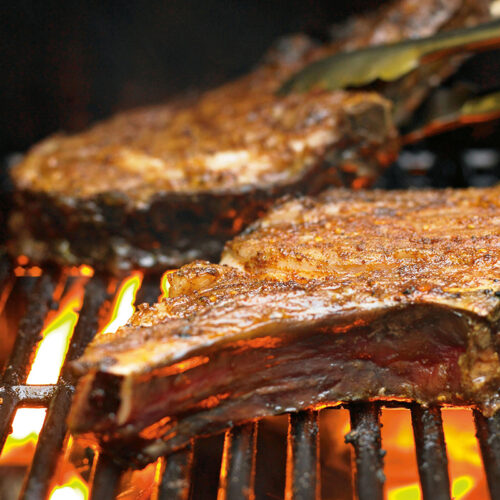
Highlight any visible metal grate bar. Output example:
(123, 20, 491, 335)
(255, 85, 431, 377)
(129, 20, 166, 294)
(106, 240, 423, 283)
(285, 410, 319, 500)
(346, 402, 384, 500)
(62, 275, 110, 370)
(0, 256, 10, 285)
(156, 443, 194, 500)
(474, 409, 500, 500)
(0, 389, 18, 453)
(2, 274, 57, 386)
(0, 273, 58, 457)
(89, 453, 122, 500)
(135, 272, 162, 306)
(218, 422, 258, 500)
(0, 257, 12, 314)
(0, 257, 16, 454)
(2, 385, 57, 404)
(21, 275, 110, 499)
(20, 386, 73, 500)
(411, 405, 451, 500)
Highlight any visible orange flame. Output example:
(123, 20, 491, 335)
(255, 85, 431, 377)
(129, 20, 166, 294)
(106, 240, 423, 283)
(1, 277, 87, 461)
(48, 272, 153, 500)
(443, 409, 487, 499)
(388, 475, 475, 500)
(383, 408, 487, 500)
(100, 272, 143, 334)
(388, 483, 420, 500)
(27, 298, 81, 384)
(1, 268, 144, 499)
(0, 408, 47, 464)
(159, 270, 173, 301)
(49, 475, 88, 500)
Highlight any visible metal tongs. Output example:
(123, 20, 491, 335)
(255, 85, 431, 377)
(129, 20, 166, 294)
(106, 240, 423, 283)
(278, 19, 500, 95)
(279, 19, 500, 142)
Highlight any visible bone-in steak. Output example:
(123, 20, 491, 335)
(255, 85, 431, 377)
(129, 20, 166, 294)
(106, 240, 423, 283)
(68, 185, 500, 466)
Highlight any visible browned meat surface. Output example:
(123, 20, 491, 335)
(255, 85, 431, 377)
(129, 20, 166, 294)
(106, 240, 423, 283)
(8, 0, 491, 273)
(68, 185, 500, 466)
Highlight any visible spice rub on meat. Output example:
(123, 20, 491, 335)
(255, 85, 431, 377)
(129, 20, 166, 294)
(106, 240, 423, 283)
(7, 0, 492, 273)
(9, 91, 397, 274)
(68, 185, 500, 466)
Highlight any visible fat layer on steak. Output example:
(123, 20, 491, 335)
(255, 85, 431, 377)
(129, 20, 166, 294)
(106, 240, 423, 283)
(7, 0, 491, 273)
(68, 185, 500, 466)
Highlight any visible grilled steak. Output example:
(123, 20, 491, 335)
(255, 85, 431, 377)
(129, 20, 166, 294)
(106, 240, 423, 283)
(68, 185, 500, 466)
(7, 0, 491, 273)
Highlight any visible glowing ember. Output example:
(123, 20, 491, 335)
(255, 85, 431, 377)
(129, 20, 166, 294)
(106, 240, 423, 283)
(49, 475, 88, 500)
(78, 265, 94, 277)
(14, 255, 41, 276)
(14, 265, 42, 277)
(14, 257, 95, 278)
(101, 272, 143, 334)
(17, 255, 29, 266)
(67, 265, 95, 277)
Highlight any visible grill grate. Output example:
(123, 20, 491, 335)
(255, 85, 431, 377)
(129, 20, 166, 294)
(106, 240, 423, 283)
(0, 258, 499, 500)
(286, 411, 319, 500)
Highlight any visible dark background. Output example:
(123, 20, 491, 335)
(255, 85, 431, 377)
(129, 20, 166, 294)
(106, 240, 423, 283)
(1, 0, 376, 156)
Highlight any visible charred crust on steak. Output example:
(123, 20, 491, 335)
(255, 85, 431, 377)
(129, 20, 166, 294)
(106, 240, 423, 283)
(7, 96, 398, 274)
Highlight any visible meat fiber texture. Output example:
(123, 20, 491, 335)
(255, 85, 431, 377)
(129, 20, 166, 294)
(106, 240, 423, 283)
(68, 185, 500, 467)
(7, 0, 491, 274)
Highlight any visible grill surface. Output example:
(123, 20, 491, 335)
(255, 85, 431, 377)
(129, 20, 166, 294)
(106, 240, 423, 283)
(0, 256, 499, 500)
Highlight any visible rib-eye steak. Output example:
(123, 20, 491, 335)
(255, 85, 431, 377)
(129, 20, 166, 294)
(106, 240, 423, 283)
(68, 185, 500, 466)
(7, 0, 491, 273)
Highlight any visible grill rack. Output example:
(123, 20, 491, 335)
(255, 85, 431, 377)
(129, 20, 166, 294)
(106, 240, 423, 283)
(0, 258, 499, 500)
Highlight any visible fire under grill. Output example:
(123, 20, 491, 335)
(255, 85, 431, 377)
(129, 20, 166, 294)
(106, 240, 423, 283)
(0, 253, 499, 500)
